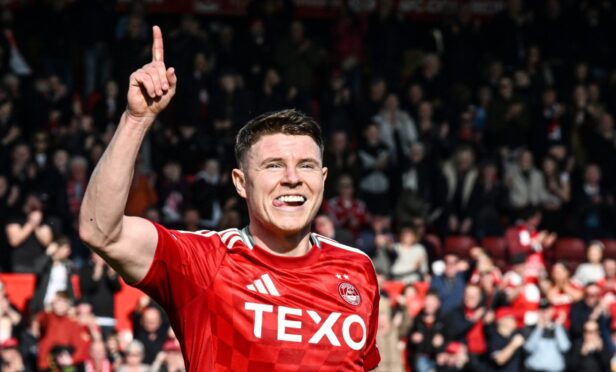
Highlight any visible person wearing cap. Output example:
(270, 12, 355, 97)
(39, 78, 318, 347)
(523, 302, 570, 372)
(486, 307, 525, 372)
(0, 338, 25, 372)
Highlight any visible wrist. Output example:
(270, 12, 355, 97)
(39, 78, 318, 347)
(123, 110, 156, 129)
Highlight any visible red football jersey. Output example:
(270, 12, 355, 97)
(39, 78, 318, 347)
(132, 222, 381, 371)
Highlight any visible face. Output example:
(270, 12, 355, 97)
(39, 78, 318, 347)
(499, 78, 513, 99)
(424, 294, 440, 314)
(585, 165, 601, 184)
(543, 157, 557, 174)
(498, 315, 517, 332)
(53, 150, 69, 171)
(464, 286, 482, 309)
(456, 149, 474, 172)
(585, 285, 601, 307)
(409, 84, 423, 103)
(410, 144, 425, 163)
(70, 159, 88, 179)
(52, 296, 70, 317)
(588, 244, 603, 263)
(584, 321, 600, 340)
(551, 263, 569, 282)
(482, 164, 497, 182)
(371, 80, 386, 99)
(126, 349, 143, 366)
(232, 134, 327, 238)
(337, 175, 354, 199)
(163, 162, 181, 182)
(330, 132, 347, 153)
(364, 125, 379, 143)
(314, 215, 334, 238)
(220, 74, 236, 92)
(418, 102, 432, 120)
(384, 94, 399, 110)
(399, 228, 416, 245)
(89, 341, 106, 360)
(54, 243, 71, 261)
(518, 151, 533, 170)
(444, 255, 459, 278)
(142, 308, 162, 333)
(604, 259, 616, 278)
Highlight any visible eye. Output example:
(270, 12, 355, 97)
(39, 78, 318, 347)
(300, 162, 317, 169)
(265, 162, 282, 169)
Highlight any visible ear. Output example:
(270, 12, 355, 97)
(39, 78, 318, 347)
(231, 168, 247, 199)
(322, 166, 328, 183)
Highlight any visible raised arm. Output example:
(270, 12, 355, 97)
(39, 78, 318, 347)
(79, 26, 177, 283)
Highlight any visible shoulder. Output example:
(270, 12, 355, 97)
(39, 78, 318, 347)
(313, 233, 374, 270)
(314, 234, 368, 257)
(158, 224, 246, 250)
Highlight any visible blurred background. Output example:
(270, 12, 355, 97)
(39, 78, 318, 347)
(0, 0, 616, 371)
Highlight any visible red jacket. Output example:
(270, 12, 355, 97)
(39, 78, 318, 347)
(37, 312, 90, 370)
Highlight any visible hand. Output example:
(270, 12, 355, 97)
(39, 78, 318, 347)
(93, 253, 105, 267)
(411, 332, 423, 344)
(127, 26, 177, 120)
(137, 295, 151, 311)
(433, 334, 444, 348)
(555, 310, 567, 326)
(448, 215, 459, 231)
(471, 307, 486, 321)
(8, 185, 20, 206)
(469, 246, 485, 260)
(46, 242, 59, 257)
(374, 234, 389, 248)
(512, 334, 525, 348)
(0, 296, 9, 314)
(28, 210, 43, 227)
(107, 267, 118, 278)
(484, 310, 495, 324)
(460, 218, 472, 234)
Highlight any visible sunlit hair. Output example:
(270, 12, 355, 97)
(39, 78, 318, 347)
(235, 109, 324, 169)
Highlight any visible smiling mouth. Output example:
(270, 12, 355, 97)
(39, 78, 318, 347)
(273, 195, 306, 207)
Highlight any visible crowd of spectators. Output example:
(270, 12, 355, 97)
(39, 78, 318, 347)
(1, 0, 616, 370)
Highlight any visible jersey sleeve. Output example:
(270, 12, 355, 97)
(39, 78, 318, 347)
(363, 266, 381, 370)
(131, 222, 227, 314)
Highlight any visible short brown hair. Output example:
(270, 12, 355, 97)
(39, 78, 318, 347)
(235, 109, 324, 168)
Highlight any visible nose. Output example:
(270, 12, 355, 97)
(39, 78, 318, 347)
(281, 165, 301, 187)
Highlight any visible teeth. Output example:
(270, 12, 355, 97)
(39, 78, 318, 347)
(277, 195, 305, 203)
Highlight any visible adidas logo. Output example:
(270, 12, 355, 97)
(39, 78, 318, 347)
(246, 273, 280, 296)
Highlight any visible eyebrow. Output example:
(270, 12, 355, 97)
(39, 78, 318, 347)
(260, 157, 321, 166)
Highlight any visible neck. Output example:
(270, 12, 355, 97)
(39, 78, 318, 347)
(248, 222, 312, 257)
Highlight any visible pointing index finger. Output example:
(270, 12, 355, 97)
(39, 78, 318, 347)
(152, 25, 164, 62)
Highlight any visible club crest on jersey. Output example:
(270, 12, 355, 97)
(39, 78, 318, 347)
(338, 282, 361, 306)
